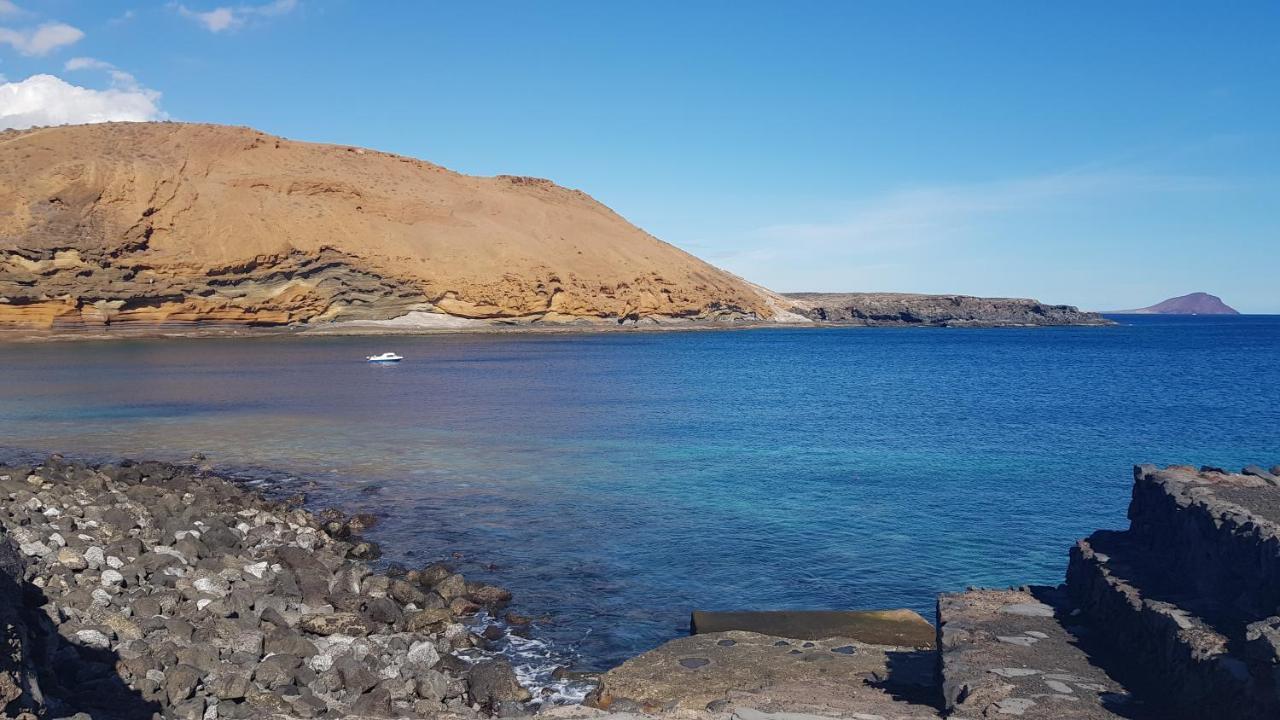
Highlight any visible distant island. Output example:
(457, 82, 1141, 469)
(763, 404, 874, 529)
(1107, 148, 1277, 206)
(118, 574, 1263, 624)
(1112, 292, 1240, 315)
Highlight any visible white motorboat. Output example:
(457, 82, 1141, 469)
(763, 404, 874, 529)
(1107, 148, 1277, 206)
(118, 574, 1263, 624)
(365, 352, 404, 363)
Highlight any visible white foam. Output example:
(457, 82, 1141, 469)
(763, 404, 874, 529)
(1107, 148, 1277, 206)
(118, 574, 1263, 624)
(460, 611, 596, 706)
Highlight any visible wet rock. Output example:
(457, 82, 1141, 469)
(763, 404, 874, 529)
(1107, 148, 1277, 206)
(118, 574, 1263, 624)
(348, 541, 381, 560)
(449, 596, 481, 616)
(467, 659, 532, 708)
(435, 573, 468, 600)
(406, 608, 453, 632)
(389, 578, 427, 605)
(467, 583, 513, 607)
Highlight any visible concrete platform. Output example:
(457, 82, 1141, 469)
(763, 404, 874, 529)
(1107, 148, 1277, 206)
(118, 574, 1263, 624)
(587, 630, 940, 719)
(937, 588, 1148, 719)
(691, 610, 936, 648)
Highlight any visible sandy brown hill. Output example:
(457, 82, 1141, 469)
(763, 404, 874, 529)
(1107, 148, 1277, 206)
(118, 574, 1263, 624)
(0, 122, 778, 329)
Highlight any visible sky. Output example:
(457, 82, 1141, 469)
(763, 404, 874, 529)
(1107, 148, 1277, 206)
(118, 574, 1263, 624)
(1, 2, 1277, 313)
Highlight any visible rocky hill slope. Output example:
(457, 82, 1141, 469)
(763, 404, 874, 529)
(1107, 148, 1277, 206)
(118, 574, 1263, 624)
(0, 123, 781, 330)
(1113, 292, 1239, 315)
(784, 292, 1110, 327)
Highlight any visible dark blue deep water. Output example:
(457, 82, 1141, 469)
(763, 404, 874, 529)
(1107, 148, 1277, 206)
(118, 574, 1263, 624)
(2, 315, 1278, 675)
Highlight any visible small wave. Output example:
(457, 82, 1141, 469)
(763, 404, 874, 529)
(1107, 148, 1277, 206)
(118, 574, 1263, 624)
(459, 611, 597, 706)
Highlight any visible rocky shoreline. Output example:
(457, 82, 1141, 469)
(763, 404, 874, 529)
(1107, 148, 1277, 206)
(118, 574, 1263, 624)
(7, 457, 1277, 720)
(0, 456, 538, 720)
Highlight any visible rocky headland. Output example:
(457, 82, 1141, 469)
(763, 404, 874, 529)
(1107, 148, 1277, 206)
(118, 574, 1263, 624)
(784, 293, 1111, 327)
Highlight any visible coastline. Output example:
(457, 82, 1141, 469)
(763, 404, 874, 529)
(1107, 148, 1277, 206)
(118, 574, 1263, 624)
(0, 316, 1117, 344)
(13, 451, 1280, 719)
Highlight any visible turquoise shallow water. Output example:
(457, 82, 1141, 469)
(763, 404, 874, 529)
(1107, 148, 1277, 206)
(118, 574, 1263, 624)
(1, 315, 1278, 672)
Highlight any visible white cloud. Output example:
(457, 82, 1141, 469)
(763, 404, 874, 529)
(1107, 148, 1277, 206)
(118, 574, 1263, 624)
(63, 57, 151, 96)
(64, 56, 113, 72)
(0, 21, 84, 55)
(0, 1, 22, 17)
(0, 74, 165, 129)
(178, 0, 297, 32)
(184, 6, 236, 31)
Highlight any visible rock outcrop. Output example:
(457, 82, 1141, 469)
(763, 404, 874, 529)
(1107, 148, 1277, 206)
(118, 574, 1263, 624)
(1066, 465, 1280, 719)
(936, 464, 1280, 720)
(784, 293, 1110, 327)
(0, 123, 778, 330)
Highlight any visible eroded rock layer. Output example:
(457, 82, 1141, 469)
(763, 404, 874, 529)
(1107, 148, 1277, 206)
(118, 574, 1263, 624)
(0, 123, 777, 330)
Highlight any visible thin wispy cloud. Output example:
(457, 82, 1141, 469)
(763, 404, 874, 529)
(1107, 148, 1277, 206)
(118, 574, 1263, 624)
(0, 1, 23, 17)
(64, 56, 113, 72)
(0, 21, 83, 55)
(177, 0, 298, 33)
(700, 165, 1239, 296)
(64, 56, 151, 94)
(108, 10, 138, 26)
(744, 170, 1230, 255)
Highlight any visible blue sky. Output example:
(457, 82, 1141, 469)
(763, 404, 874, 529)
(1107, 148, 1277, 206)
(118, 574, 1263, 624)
(2, 2, 1277, 312)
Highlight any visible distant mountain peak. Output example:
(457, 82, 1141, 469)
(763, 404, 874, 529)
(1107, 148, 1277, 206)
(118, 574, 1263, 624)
(1115, 292, 1240, 315)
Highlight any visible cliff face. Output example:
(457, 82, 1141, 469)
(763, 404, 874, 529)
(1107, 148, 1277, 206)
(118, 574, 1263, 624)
(0, 122, 777, 330)
(784, 292, 1110, 327)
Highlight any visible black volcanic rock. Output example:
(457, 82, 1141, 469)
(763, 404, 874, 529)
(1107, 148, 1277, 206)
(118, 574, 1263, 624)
(1114, 292, 1239, 315)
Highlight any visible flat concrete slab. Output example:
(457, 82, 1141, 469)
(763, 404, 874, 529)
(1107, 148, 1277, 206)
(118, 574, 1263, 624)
(589, 630, 939, 719)
(938, 588, 1150, 719)
(691, 609, 936, 648)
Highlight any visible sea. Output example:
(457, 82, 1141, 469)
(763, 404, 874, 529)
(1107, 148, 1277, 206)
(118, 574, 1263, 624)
(2, 315, 1278, 698)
